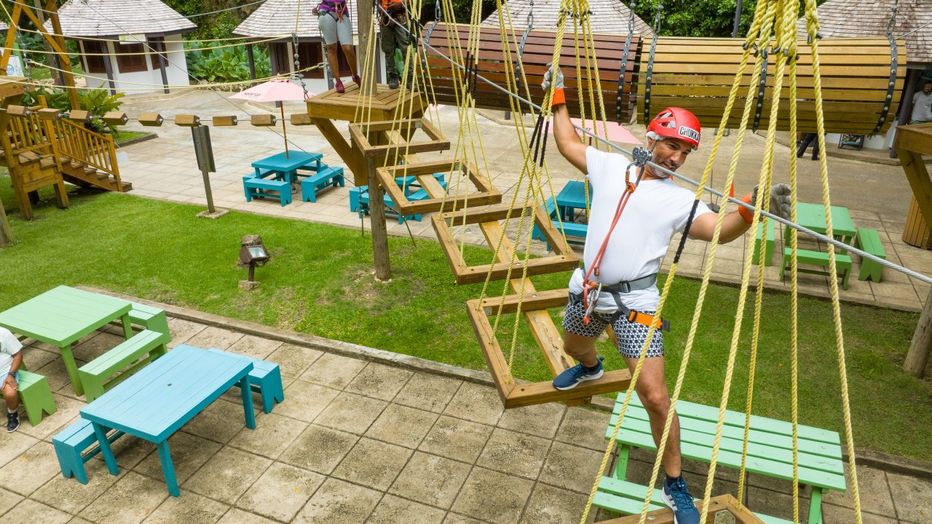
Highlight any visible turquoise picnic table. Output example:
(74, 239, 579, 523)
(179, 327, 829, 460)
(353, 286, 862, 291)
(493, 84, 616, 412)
(0, 286, 133, 396)
(80, 344, 256, 496)
(556, 180, 591, 222)
(251, 151, 323, 183)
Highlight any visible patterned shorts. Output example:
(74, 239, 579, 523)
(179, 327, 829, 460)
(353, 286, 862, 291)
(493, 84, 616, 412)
(562, 296, 665, 359)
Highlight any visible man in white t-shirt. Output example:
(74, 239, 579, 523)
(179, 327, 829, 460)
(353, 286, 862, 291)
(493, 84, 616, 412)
(910, 81, 932, 124)
(0, 327, 23, 433)
(542, 67, 790, 523)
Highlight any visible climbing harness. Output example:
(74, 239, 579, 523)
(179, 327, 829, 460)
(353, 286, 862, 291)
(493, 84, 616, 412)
(579, 145, 651, 325)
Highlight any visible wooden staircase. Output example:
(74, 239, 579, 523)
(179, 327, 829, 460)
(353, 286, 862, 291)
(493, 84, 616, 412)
(0, 106, 130, 219)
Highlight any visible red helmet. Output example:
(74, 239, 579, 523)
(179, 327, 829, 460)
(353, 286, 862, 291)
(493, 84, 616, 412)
(647, 107, 701, 149)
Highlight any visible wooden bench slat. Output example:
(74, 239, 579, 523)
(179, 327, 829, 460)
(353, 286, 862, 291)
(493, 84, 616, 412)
(612, 422, 846, 490)
(608, 414, 844, 476)
(614, 397, 841, 444)
(609, 408, 841, 459)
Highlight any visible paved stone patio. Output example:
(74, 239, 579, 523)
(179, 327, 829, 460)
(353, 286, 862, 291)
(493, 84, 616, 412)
(0, 303, 927, 523)
(113, 90, 931, 312)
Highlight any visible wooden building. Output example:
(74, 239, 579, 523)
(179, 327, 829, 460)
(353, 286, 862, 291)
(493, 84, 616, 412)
(234, 0, 383, 90)
(798, 0, 932, 148)
(47, 0, 195, 94)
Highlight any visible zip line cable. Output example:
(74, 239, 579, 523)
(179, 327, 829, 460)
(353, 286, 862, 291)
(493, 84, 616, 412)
(386, 15, 932, 285)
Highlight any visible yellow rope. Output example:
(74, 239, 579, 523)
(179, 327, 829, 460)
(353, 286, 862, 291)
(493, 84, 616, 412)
(803, 0, 864, 520)
(580, 2, 776, 521)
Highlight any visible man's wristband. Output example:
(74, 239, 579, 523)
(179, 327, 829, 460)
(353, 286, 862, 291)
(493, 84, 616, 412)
(551, 87, 566, 108)
(738, 192, 754, 224)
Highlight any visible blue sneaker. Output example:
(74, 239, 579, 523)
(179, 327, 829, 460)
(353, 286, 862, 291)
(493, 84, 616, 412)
(662, 476, 700, 524)
(552, 357, 604, 390)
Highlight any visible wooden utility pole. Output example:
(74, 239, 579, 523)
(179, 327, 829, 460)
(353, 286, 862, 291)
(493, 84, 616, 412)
(0, 197, 12, 247)
(905, 288, 931, 378)
(357, 0, 376, 96)
(355, 0, 389, 278)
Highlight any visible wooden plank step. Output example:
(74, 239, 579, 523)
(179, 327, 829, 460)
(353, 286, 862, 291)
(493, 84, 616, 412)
(39, 156, 56, 169)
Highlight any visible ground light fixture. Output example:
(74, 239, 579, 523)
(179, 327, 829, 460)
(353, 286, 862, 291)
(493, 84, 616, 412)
(239, 235, 269, 290)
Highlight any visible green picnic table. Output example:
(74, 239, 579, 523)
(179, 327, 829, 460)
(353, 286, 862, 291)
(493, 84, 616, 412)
(792, 203, 857, 248)
(0, 286, 133, 396)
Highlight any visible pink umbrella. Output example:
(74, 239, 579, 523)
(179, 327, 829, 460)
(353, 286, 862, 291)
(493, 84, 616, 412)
(231, 79, 313, 158)
(549, 117, 641, 145)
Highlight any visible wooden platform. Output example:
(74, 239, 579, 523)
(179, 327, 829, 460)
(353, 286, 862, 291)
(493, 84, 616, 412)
(467, 290, 631, 409)
(305, 84, 429, 185)
(432, 202, 579, 284)
(0, 77, 26, 100)
(377, 159, 502, 215)
(306, 83, 427, 122)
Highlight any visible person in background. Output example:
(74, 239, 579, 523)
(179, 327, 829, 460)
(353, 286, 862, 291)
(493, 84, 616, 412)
(314, 0, 361, 94)
(910, 80, 932, 124)
(378, 0, 409, 89)
(0, 327, 23, 433)
(796, 131, 820, 161)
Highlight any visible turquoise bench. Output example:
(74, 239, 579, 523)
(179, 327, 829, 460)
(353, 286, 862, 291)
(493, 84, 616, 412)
(596, 394, 845, 523)
(300, 165, 345, 202)
(208, 349, 283, 413)
(128, 303, 169, 337)
(350, 174, 447, 224)
(78, 329, 169, 402)
(780, 247, 852, 289)
(243, 176, 292, 206)
(752, 219, 775, 266)
(855, 228, 886, 282)
(18, 370, 56, 426)
(245, 168, 274, 179)
(533, 197, 587, 249)
(52, 419, 124, 484)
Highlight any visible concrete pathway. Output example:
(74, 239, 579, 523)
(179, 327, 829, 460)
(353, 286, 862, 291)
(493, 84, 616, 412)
(1, 302, 927, 523)
(114, 90, 931, 312)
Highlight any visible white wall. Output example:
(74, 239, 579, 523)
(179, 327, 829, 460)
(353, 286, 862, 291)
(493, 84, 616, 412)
(79, 36, 190, 94)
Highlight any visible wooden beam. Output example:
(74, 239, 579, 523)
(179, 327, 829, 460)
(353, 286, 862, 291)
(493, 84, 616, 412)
(311, 117, 366, 185)
(0, 3, 23, 72)
(905, 287, 932, 378)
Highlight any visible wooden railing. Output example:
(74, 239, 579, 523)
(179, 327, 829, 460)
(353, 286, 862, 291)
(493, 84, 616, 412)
(5, 111, 54, 159)
(54, 118, 121, 187)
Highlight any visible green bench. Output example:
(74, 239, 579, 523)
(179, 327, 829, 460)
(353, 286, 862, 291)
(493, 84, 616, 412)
(128, 303, 169, 337)
(594, 394, 846, 524)
(855, 228, 886, 282)
(780, 247, 852, 290)
(752, 219, 775, 266)
(78, 329, 169, 402)
(18, 370, 56, 426)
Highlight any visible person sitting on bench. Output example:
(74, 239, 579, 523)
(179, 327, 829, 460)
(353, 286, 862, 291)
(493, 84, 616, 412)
(543, 65, 791, 524)
(0, 327, 23, 432)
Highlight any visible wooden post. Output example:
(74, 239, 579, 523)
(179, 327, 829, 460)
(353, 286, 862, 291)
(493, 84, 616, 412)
(157, 37, 169, 94)
(43, 0, 79, 109)
(357, 0, 376, 95)
(0, 196, 12, 247)
(905, 287, 932, 378)
(246, 44, 257, 81)
(366, 155, 391, 280)
(102, 41, 117, 96)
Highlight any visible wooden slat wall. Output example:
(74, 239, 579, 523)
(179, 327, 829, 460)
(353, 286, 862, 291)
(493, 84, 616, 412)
(637, 37, 906, 134)
(424, 23, 641, 123)
(420, 28, 906, 134)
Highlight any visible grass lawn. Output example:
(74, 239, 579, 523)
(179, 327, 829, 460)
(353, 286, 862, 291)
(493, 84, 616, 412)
(1, 179, 929, 461)
(114, 130, 154, 146)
